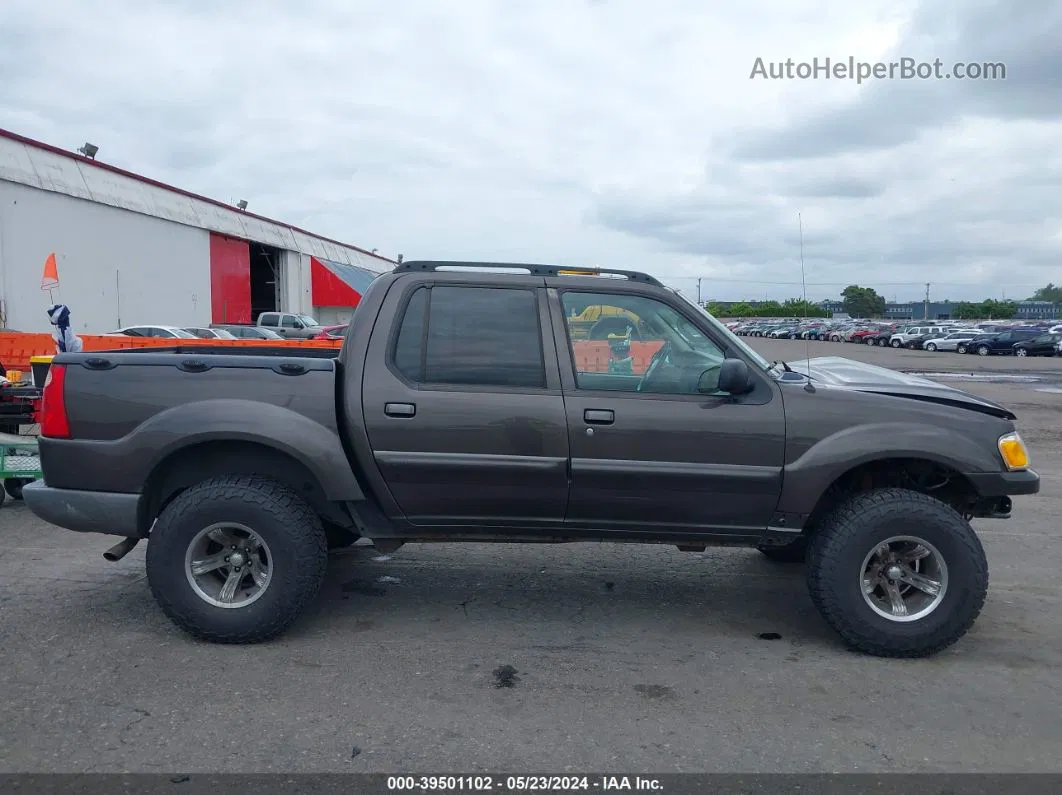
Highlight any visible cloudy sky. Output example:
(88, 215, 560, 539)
(1, 0, 1059, 302)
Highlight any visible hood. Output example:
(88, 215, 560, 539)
(785, 356, 1017, 420)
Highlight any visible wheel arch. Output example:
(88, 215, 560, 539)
(140, 440, 356, 536)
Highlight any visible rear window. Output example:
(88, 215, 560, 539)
(392, 285, 545, 388)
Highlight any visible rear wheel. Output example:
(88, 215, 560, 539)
(890, 339, 902, 348)
(1015, 347, 1027, 357)
(146, 475, 329, 643)
(957, 344, 968, 354)
(806, 488, 987, 658)
(925, 343, 937, 352)
(977, 345, 990, 356)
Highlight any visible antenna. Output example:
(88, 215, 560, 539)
(799, 212, 815, 392)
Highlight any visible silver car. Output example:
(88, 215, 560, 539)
(922, 331, 979, 352)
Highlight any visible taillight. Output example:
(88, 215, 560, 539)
(40, 364, 71, 439)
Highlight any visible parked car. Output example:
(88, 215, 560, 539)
(107, 325, 199, 339)
(313, 324, 348, 340)
(862, 330, 893, 347)
(889, 325, 946, 348)
(965, 328, 1042, 356)
(210, 324, 284, 340)
(1013, 333, 1062, 357)
(922, 331, 980, 352)
(257, 312, 323, 340)
(903, 333, 937, 350)
(26, 260, 1039, 659)
(184, 327, 238, 340)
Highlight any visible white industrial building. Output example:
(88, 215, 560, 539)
(0, 128, 393, 334)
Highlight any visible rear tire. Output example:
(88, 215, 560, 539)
(890, 339, 902, 348)
(146, 475, 329, 644)
(806, 488, 987, 658)
(925, 343, 937, 352)
(977, 345, 990, 356)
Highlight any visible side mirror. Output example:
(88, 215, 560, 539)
(714, 359, 753, 395)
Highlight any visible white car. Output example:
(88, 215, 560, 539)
(106, 325, 199, 339)
(922, 331, 981, 352)
(889, 325, 946, 348)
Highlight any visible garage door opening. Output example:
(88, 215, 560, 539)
(249, 242, 284, 321)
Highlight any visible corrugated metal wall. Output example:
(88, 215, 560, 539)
(0, 180, 211, 333)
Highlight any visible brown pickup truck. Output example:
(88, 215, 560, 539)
(24, 261, 1039, 657)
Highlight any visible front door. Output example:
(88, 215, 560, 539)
(362, 277, 570, 528)
(548, 285, 786, 535)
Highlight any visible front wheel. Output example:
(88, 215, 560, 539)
(977, 345, 990, 356)
(890, 339, 902, 348)
(806, 488, 987, 658)
(925, 343, 937, 351)
(957, 344, 968, 354)
(1015, 347, 1027, 357)
(146, 475, 329, 643)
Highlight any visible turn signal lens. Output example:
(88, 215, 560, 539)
(998, 432, 1030, 471)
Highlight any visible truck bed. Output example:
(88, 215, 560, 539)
(39, 350, 344, 496)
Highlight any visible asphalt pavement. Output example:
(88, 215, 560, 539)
(1, 339, 1060, 773)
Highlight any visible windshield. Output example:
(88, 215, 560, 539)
(170, 328, 198, 339)
(672, 290, 772, 372)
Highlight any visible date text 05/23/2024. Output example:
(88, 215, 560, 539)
(386, 775, 664, 791)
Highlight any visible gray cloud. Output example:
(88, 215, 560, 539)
(0, 0, 1059, 302)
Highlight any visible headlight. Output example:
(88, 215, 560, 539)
(998, 432, 1030, 471)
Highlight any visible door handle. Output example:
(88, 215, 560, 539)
(584, 409, 614, 425)
(384, 402, 417, 418)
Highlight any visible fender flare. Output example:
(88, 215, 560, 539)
(138, 399, 364, 501)
(777, 421, 1004, 517)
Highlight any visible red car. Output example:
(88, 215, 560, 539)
(312, 325, 347, 340)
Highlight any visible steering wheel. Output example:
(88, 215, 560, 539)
(636, 341, 672, 392)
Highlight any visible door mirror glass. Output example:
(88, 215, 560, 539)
(711, 359, 753, 394)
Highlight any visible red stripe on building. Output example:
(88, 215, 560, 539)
(209, 234, 252, 323)
(311, 257, 363, 307)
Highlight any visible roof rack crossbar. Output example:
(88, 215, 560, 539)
(394, 260, 664, 287)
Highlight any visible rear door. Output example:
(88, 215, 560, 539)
(546, 283, 786, 535)
(362, 276, 570, 528)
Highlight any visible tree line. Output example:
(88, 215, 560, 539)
(709, 283, 1059, 320)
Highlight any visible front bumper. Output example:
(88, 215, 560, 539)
(22, 481, 141, 538)
(965, 469, 1040, 497)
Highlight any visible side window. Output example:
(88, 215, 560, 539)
(393, 287, 428, 381)
(280, 315, 297, 328)
(560, 292, 726, 395)
(392, 285, 546, 389)
(259, 314, 278, 327)
(122, 328, 143, 337)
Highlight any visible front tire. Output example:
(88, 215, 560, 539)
(890, 339, 902, 348)
(146, 475, 329, 643)
(977, 345, 990, 356)
(1015, 347, 1027, 357)
(925, 343, 937, 351)
(806, 488, 987, 658)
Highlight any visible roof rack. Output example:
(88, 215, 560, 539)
(394, 260, 665, 287)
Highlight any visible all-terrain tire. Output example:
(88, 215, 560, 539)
(757, 538, 807, 563)
(146, 475, 329, 644)
(806, 488, 988, 658)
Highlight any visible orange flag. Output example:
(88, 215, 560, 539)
(41, 252, 59, 290)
